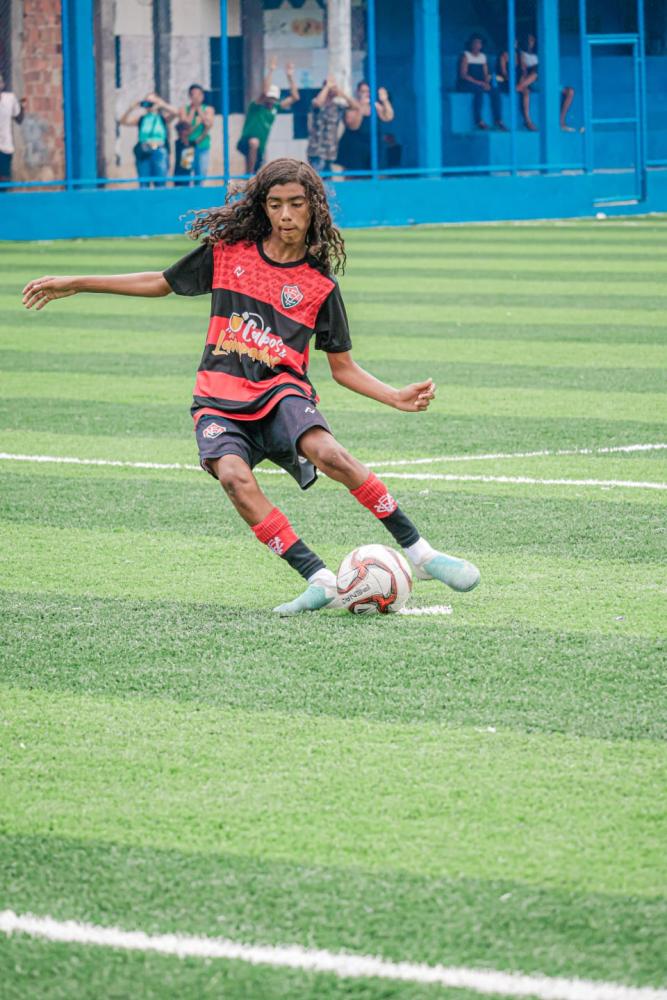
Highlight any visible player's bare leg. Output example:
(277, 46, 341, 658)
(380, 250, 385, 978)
(211, 455, 339, 614)
(299, 428, 480, 593)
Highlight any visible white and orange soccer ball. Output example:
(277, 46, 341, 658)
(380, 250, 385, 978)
(336, 544, 413, 615)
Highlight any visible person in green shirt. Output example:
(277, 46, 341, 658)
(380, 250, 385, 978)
(237, 57, 300, 174)
(119, 92, 179, 188)
(178, 84, 215, 184)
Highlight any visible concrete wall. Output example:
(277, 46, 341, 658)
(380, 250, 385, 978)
(107, 0, 246, 183)
(10, 0, 65, 185)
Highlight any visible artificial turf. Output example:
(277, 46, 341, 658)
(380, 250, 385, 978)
(1, 220, 666, 997)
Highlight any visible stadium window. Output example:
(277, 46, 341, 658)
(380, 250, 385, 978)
(114, 36, 121, 89)
(208, 36, 244, 115)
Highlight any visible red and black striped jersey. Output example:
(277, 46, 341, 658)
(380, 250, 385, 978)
(163, 240, 352, 421)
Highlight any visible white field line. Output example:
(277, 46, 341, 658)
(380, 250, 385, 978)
(2, 911, 666, 1000)
(399, 604, 453, 616)
(0, 451, 665, 491)
(367, 443, 667, 468)
(376, 472, 667, 490)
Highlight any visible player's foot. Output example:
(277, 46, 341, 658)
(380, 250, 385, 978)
(273, 569, 343, 616)
(411, 552, 480, 593)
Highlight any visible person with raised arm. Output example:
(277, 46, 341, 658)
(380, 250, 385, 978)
(237, 58, 300, 174)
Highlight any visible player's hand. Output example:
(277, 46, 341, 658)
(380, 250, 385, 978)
(269, 55, 278, 72)
(377, 87, 389, 102)
(22, 276, 78, 310)
(395, 379, 436, 412)
(285, 61, 295, 76)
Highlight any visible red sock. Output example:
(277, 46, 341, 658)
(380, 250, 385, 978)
(350, 473, 398, 519)
(251, 507, 298, 556)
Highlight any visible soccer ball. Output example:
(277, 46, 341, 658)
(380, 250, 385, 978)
(336, 544, 413, 615)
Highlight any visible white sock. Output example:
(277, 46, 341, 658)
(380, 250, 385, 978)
(307, 567, 337, 589)
(404, 537, 437, 565)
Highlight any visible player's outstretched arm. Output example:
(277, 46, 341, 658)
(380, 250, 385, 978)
(22, 272, 172, 311)
(327, 351, 435, 412)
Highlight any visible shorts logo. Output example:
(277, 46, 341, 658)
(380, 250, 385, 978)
(281, 284, 303, 309)
(374, 493, 398, 515)
(202, 422, 227, 440)
(268, 536, 284, 556)
(304, 406, 316, 413)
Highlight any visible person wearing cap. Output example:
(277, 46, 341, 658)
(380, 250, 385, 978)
(236, 57, 300, 174)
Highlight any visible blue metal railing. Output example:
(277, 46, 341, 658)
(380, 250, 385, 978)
(7, 0, 655, 203)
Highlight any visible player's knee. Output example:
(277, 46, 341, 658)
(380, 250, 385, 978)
(314, 442, 354, 476)
(215, 458, 254, 497)
(248, 137, 259, 150)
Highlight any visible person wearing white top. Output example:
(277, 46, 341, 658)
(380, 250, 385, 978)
(457, 35, 507, 131)
(0, 72, 26, 189)
(517, 34, 576, 132)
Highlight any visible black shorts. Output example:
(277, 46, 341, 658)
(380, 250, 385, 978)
(195, 394, 332, 490)
(0, 151, 12, 178)
(236, 137, 264, 170)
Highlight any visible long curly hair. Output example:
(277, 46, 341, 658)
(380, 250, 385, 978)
(187, 159, 346, 275)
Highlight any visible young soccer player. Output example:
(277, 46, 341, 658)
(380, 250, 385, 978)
(22, 158, 480, 614)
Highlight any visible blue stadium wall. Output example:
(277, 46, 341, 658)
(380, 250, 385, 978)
(2, 0, 667, 240)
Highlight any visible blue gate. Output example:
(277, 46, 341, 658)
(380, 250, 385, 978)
(579, 1, 648, 205)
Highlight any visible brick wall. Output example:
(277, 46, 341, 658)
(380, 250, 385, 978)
(12, 0, 65, 184)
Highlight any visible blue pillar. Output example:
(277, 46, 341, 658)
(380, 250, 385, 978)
(413, 0, 442, 173)
(537, 0, 560, 169)
(61, 0, 97, 185)
(367, 0, 379, 176)
(219, 0, 230, 182)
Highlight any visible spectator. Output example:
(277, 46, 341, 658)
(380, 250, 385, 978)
(456, 34, 507, 131)
(119, 92, 178, 187)
(337, 81, 394, 175)
(237, 57, 300, 174)
(173, 120, 195, 186)
(178, 84, 214, 184)
(306, 76, 359, 175)
(0, 72, 26, 190)
(514, 34, 577, 131)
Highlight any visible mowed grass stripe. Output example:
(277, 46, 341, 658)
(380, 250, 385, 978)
(0, 936, 466, 1000)
(9, 273, 667, 299)
(7, 304, 667, 344)
(3, 353, 665, 394)
(3, 371, 664, 422)
(8, 253, 667, 277)
(3, 836, 666, 988)
(1, 522, 663, 636)
(3, 686, 666, 895)
(337, 276, 667, 298)
(3, 592, 665, 740)
(3, 337, 667, 372)
(2, 471, 664, 562)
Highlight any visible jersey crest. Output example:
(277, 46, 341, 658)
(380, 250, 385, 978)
(281, 284, 303, 309)
(202, 421, 227, 439)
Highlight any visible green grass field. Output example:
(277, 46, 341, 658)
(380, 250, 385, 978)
(1, 219, 666, 999)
